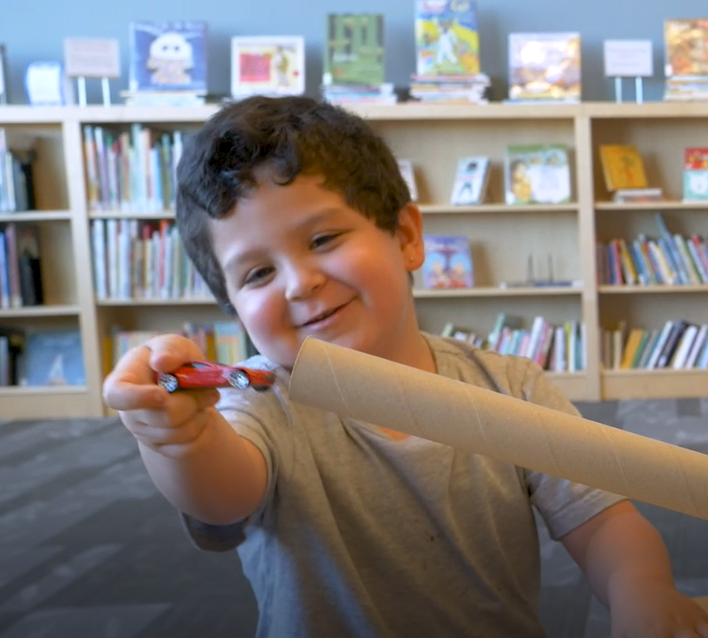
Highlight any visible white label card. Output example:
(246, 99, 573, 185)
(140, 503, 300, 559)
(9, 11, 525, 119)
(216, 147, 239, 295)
(64, 38, 120, 78)
(603, 40, 653, 77)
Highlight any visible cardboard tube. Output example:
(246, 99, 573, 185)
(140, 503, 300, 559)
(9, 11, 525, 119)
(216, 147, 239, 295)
(290, 338, 708, 521)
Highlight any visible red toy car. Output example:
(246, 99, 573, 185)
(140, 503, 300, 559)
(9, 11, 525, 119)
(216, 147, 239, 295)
(156, 361, 276, 393)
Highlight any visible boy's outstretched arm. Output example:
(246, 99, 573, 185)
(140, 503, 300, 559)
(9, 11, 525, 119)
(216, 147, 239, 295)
(103, 335, 267, 526)
(561, 500, 708, 638)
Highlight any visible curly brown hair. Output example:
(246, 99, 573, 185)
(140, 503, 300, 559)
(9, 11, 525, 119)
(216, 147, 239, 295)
(175, 95, 411, 314)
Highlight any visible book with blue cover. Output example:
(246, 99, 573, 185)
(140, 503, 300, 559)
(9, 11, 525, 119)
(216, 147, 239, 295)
(22, 330, 85, 387)
(129, 21, 208, 93)
(422, 235, 474, 289)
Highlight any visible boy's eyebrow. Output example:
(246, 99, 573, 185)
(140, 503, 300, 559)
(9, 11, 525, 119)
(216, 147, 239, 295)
(221, 207, 345, 271)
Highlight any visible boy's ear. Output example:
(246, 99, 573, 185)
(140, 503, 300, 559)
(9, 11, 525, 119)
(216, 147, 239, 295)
(396, 203, 425, 271)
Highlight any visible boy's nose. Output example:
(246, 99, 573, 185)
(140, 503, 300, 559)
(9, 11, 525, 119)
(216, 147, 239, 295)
(284, 261, 326, 300)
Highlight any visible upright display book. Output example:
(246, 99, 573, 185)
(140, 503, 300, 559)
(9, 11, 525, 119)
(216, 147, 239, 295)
(683, 147, 708, 201)
(664, 19, 708, 77)
(396, 159, 419, 202)
(450, 156, 490, 205)
(22, 330, 84, 387)
(129, 21, 208, 93)
(422, 235, 474, 289)
(323, 13, 385, 86)
(504, 145, 571, 205)
(598, 144, 649, 192)
(231, 36, 305, 97)
(0, 44, 8, 104)
(508, 32, 581, 102)
(414, 0, 481, 77)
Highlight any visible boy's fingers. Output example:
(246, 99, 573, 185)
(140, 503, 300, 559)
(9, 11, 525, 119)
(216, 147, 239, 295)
(103, 344, 165, 411)
(143, 335, 207, 373)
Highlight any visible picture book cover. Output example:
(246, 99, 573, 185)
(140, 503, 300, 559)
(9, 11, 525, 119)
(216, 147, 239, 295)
(22, 330, 85, 387)
(129, 21, 208, 93)
(508, 32, 581, 102)
(504, 145, 571, 205)
(414, 0, 481, 77)
(599, 144, 649, 192)
(231, 36, 305, 97)
(683, 147, 708, 201)
(664, 19, 708, 77)
(323, 13, 385, 86)
(396, 159, 419, 202)
(450, 156, 490, 205)
(422, 235, 474, 289)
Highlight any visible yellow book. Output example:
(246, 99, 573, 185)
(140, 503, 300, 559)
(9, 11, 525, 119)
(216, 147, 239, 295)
(599, 145, 648, 191)
(621, 328, 644, 369)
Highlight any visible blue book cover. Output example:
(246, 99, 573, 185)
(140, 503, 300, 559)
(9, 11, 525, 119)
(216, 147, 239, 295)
(422, 235, 474, 289)
(129, 21, 208, 93)
(23, 331, 85, 387)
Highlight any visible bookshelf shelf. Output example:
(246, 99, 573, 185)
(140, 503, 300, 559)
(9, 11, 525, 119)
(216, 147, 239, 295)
(0, 304, 81, 318)
(0, 211, 73, 221)
(0, 384, 87, 394)
(420, 204, 580, 215)
(598, 285, 708, 295)
(414, 286, 583, 299)
(97, 298, 216, 306)
(595, 201, 708, 211)
(2, 101, 708, 419)
(89, 211, 176, 220)
(601, 369, 708, 401)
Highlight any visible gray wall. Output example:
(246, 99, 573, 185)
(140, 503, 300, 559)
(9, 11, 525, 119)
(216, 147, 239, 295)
(1, 0, 706, 104)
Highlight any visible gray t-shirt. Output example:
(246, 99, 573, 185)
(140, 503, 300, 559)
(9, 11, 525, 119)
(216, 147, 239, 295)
(183, 335, 625, 638)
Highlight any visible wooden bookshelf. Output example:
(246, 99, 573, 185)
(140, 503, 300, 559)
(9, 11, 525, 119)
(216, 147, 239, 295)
(1, 102, 707, 419)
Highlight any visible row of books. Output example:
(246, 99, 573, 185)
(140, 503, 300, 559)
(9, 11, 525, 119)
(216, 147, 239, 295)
(109, 321, 253, 371)
(0, 223, 43, 309)
(443, 314, 586, 373)
(597, 214, 708, 287)
(84, 124, 184, 213)
(0, 328, 84, 387)
(603, 321, 708, 371)
(0, 129, 36, 213)
(91, 219, 210, 301)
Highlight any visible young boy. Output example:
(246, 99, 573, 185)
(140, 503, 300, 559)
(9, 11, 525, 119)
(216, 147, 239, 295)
(103, 96, 708, 638)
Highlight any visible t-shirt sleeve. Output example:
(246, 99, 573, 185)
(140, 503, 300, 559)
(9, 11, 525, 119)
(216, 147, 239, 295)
(180, 387, 285, 552)
(518, 359, 627, 541)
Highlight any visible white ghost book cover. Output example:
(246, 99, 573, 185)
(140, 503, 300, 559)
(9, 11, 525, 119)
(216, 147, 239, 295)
(129, 21, 208, 94)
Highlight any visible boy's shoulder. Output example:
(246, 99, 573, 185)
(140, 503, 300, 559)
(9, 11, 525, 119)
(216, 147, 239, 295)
(425, 333, 544, 401)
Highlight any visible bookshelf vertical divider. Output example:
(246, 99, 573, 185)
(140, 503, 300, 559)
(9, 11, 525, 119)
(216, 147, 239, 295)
(574, 113, 601, 400)
(62, 115, 104, 416)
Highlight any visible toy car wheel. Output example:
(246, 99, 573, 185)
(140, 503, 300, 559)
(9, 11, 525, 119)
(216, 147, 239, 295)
(251, 382, 271, 392)
(228, 369, 251, 390)
(157, 373, 179, 393)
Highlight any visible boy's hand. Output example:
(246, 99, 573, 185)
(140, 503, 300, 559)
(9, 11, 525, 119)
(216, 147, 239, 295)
(610, 581, 708, 638)
(102, 334, 222, 458)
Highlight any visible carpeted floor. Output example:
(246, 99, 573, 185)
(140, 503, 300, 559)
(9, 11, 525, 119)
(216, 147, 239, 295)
(0, 398, 707, 638)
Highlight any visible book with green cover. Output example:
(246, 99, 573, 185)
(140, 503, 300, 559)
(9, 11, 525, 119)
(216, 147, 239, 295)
(323, 13, 385, 86)
(504, 144, 571, 205)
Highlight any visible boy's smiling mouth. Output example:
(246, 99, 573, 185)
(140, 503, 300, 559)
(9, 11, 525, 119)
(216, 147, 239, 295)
(298, 301, 352, 328)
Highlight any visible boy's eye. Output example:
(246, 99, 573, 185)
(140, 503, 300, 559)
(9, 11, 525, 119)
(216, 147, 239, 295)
(243, 266, 274, 285)
(311, 233, 339, 249)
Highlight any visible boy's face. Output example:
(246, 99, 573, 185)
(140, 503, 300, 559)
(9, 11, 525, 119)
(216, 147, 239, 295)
(210, 173, 425, 369)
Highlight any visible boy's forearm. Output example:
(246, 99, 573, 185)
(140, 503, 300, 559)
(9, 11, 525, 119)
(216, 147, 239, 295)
(138, 408, 266, 525)
(582, 510, 674, 608)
